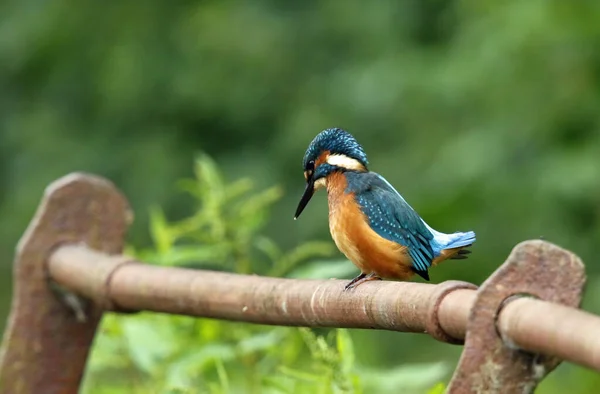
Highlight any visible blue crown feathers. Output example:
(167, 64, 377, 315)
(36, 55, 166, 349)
(302, 128, 369, 169)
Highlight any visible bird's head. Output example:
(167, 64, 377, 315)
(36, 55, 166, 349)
(294, 128, 368, 219)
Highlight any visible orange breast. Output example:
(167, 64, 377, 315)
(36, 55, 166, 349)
(326, 173, 415, 280)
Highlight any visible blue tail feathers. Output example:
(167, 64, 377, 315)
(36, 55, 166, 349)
(443, 230, 476, 249)
(425, 226, 476, 257)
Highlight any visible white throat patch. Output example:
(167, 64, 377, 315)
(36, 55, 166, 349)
(326, 154, 365, 171)
(314, 177, 327, 190)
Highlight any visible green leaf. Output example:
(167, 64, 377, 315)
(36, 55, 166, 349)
(262, 376, 295, 393)
(234, 186, 283, 232)
(360, 362, 450, 394)
(154, 245, 229, 266)
(270, 241, 335, 277)
(163, 388, 197, 394)
(427, 383, 447, 394)
(237, 329, 283, 355)
(336, 329, 355, 374)
(177, 179, 205, 201)
(122, 317, 178, 374)
(149, 206, 173, 254)
(224, 178, 254, 202)
(214, 358, 230, 393)
(254, 235, 282, 264)
(85, 326, 129, 372)
(278, 366, 323, 383)
(166, 343, 236, 388)
(194, 154, 224, 200)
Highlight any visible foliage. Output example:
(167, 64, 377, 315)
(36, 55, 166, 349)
(81, 156, 446, 393)
(133, 154, 333, 277)
(2, 1, 600, 392)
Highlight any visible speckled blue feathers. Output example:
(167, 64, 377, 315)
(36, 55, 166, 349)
(346, 172, 435, 277)
(345, 171, 476, 280)
(303, 128, 369, 169)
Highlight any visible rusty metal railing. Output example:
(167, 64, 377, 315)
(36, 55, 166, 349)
(1, 173, 599, 394)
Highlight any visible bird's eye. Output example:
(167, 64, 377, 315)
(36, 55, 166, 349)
(306, 160, 315, 177)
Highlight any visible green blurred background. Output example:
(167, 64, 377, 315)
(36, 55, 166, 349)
(2, 0, 600, 392)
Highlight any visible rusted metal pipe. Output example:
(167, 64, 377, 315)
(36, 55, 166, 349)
(48, 243, 600, 372)
(498, 298, 600, 373)
(49, 245, 455, 332)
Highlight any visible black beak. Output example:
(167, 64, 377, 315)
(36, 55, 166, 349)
(294, 177, 315, 220)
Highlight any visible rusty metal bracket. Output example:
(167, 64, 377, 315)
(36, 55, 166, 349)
(0, 173, 132, 394)
(447, 240, 586, 394)
(426, 280, 478, 345)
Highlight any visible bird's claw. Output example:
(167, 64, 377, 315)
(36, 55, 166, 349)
(344, 273, 381, 291)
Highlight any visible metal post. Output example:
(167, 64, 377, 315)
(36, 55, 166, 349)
(447, 240, 586, 393)
(0, 174, 132, 394)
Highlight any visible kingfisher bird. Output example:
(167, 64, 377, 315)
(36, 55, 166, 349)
(294, 128, 476, 290)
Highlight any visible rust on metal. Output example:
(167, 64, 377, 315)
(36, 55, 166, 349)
(0, 173, 132, 394)
(49, 245, 138, 313)
(447, 240, 586, 394)
(47, 240, 600, 372)
(497, 297, 600, 372)
(425, 280, 478, 345)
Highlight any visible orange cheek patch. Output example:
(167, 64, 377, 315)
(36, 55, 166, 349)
(315, 151, 330, 167)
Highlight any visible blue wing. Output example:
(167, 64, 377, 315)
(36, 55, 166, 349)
(348, 172, 435, 277)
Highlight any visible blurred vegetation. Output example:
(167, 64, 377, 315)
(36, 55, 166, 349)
(1, 0, 600, 392)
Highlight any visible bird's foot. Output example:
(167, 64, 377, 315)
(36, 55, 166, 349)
(344, 273, 382, 291)
(344, 273, 366, 290)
